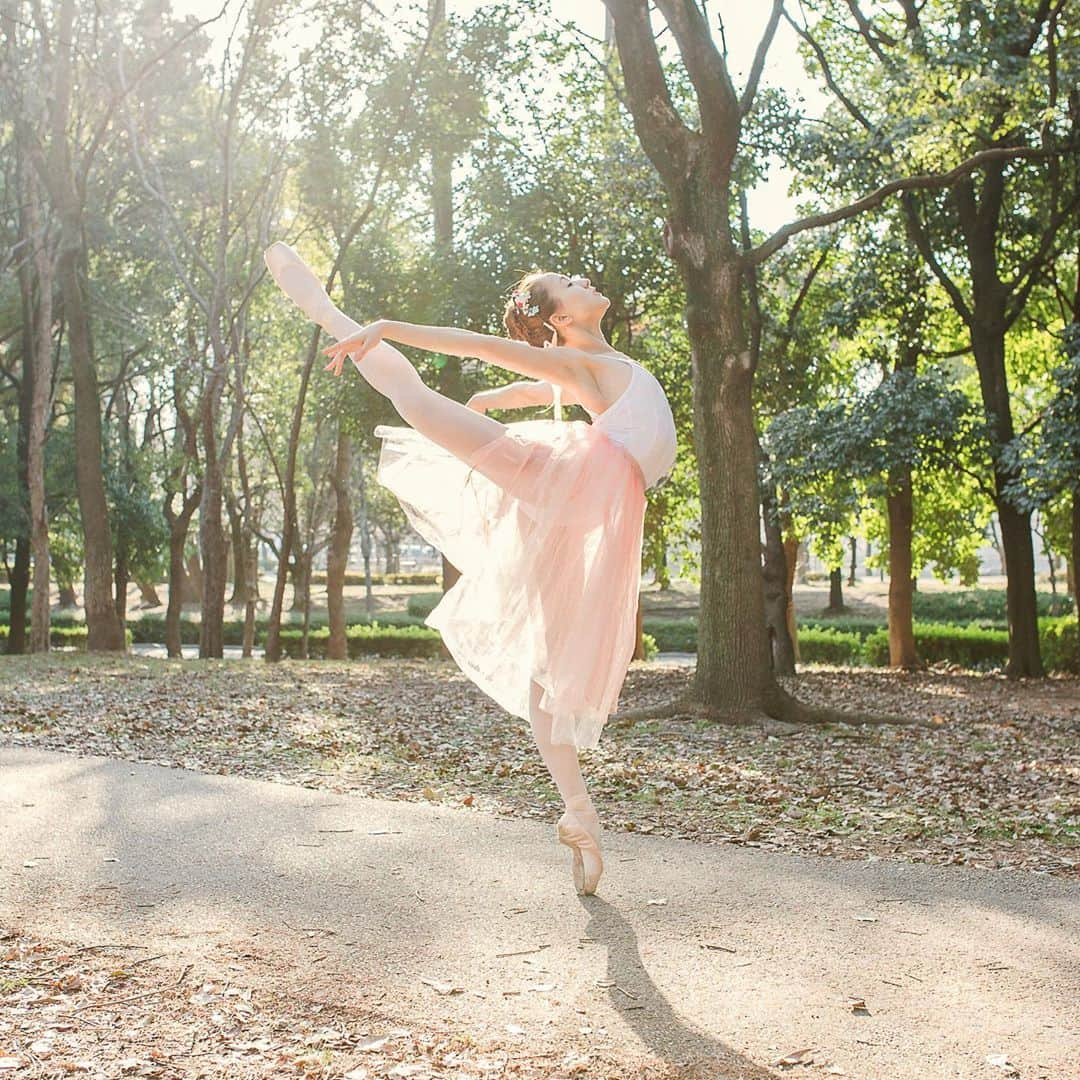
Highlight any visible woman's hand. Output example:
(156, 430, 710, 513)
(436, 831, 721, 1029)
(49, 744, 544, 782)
(322, 319, 386, 377)
(465, 392, 492, 414)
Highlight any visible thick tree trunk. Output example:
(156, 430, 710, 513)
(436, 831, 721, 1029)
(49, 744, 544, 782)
(970, 324, 1043, 676)
(886, 468, 920, 668)
(327, 428, 353, 661)
(685, 264, 775, 714)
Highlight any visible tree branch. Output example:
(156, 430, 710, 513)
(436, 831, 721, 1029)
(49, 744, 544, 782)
(739, 0, 784, 118)
(745, 145, 1070, 267)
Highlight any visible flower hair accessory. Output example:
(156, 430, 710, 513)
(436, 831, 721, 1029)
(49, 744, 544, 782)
(510, 287, 540, 317)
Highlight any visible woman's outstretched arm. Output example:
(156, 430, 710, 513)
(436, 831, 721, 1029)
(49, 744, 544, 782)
(337, 319, 589, 387)
(469, 378, 582, 413)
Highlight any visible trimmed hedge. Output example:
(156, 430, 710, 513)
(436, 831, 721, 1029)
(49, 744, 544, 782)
(1040, 617, 1079, 674)
(639, 613, 1078, 673)
(797, 627, 864, 664)
(0, 625, 134, 649)
(278, 622, 443, 659)
(911, 588, 1073, 624)
(308, 571, 441, 586)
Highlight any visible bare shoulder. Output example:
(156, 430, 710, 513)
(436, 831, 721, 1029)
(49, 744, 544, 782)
(563, 350, 632, 414)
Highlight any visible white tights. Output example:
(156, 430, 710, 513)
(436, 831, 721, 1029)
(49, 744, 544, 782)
(527, 678, 596, 817)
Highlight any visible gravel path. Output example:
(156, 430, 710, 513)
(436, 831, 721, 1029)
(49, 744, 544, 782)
(2, 747, 1076, 1079)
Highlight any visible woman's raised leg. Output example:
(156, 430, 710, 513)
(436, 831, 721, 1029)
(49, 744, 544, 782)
(264, 241, 509, 464)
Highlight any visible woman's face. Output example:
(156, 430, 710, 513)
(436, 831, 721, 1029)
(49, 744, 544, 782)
(540, 272, 610, 324)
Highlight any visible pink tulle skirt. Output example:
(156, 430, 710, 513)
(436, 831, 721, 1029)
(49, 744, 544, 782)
(372, 417, 647, 749)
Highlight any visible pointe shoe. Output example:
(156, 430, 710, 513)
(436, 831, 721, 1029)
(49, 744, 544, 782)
(556, 808, 603, 895)
(263, 241, 337, 331)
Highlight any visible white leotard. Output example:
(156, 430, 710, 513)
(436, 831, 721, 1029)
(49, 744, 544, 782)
(554, 354, 677, 490)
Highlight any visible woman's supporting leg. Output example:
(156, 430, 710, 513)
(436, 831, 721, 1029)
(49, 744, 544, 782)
(527, 677, 595, 812)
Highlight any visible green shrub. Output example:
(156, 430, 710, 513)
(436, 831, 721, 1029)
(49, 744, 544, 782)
(797, 627, 864, 664)
(1040, 616, 1079, 674)
(278, 621, 443, 659)
(0, 624, 133, 650)
(641, 631, 658, 661)
(863, 622, 1008, 668)
(911, 588, 1073, 624)
(309, 570, 441, 586)
(408, 592, 443, 618)
(799, 616, 886, 640)
(642, 617, 696, 651)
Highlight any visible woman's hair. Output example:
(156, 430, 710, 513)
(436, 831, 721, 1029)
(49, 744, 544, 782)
(503, 270, 558, 348)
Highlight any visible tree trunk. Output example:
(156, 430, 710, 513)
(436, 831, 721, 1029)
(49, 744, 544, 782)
(969, 323, 1043, 676)
(685, 264, 776, 714)
(5, 540, 29, 655)
(21, 145, 53, 654)
(243, 540, 258, 658)
(227, 491, 246, 605)
(1071, 486, 1079, 633)
(886, 468, 920, 668)
(327, 427, 353, 660)
(114, 547, 128, 625)
(760, 457, 795, 675)
(782, 534, 800, 663)
(137, 579, 161, 607)
(827, 568, 844, 613)
(165, 496, 199, 658)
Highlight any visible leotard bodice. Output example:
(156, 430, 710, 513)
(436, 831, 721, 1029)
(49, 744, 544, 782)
(554, 354, 676, 490)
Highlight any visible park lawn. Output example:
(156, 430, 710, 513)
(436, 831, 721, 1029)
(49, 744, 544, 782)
(0, 652, 1076, 879)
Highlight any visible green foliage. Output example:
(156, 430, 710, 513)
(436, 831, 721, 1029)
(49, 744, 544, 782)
(797, 627, 864, 664)
(278, 623, 442, 660)
(1040, 617, 1079, 675)
(910, 588, 1073, 624)
(0, 625, 133, 650)
(1002, 324, 1080, 516)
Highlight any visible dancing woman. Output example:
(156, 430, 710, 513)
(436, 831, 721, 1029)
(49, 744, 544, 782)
(264, 242, 677, 895)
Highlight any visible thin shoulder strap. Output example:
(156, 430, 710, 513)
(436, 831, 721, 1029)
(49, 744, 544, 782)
(552, 381, 562, 422)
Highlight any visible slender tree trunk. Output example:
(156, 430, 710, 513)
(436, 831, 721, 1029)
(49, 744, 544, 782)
(22, 147, 53, 653)
(39, 0, 124, 651)
(782, 533, 800, 663)
(886, 467, 920, 667)
(227, 491, 246, 605)
(165, 494, 199, 658)
(327, 428, 353, 660)
(137, 579, 161, 607)
(759, 450, 795, 675)
(827, 569, 844, 613)
(114, 547, 128, 624)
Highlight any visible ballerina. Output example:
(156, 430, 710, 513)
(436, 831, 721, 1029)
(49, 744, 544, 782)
(264, 241, 677, 895)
